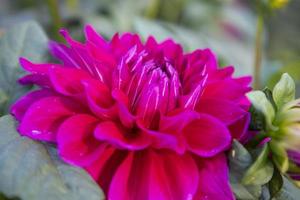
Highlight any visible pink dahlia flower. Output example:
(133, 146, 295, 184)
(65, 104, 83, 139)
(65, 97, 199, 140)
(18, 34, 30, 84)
(11, 26, 251, 200)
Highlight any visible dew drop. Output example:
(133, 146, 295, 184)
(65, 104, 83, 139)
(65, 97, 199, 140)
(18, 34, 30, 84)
(32, 130, 42, 135)
(231, 150, 236, 158)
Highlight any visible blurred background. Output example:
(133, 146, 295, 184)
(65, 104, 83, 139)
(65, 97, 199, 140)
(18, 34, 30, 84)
(0, 0, 299, 89)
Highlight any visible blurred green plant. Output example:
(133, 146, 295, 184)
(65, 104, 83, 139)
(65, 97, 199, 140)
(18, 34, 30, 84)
(46, 0, 64, 41)
(0, 21, 48, 116)
(253, 0, 291, 89)
(248, 73, 300, 175)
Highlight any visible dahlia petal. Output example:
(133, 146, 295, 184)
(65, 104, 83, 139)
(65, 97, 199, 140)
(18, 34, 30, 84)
(202, 48, 218, 70)
(94, 121, 150, 150)
(235, 76, 252, 86)
(87, 41, 116, 67)
(160, 110, 198, 133)
(203, 79, 251, 102)
(183, 114, 231, 157)
(112, 59, 130, 90)
(48, 41, 81, 68)
(194, 153, 235, 200)
(196, 98, 247, 125)
(288, 150, 300, 166)
(228, 112, 251, 142)
(108, 150, 199, 200)
(49, 67, 91, 96)
(210, 66, 234, 80)
(18, 74, 51, 87)
(136, 85, 160, 128)
(137, 120, 181, 152)
(112, 89, 136, 128)
(18, 96, 85, 141)
(112, 33, 143, 57)
(239, 96, 251, 110)
(82, 78, 116, 119)
(145, 36, 158, 52)
(60, 29, 101, 78)
(59, 28, 83, 47)
(168, 72, 181, 111)
(19, 57, 56, 74)
(85, 147, 128, 193)
(158, 39, 183, 67)
(185, 48, 217, 72)
(181, 82, 205, 109)
(10, 89, 54, 121)
(84, 25, 108, 48)
(57, 114, 104, 166)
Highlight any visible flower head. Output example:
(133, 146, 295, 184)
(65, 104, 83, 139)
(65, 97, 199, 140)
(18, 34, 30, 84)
(11, 25, 251, 200)
(248, 73, 300, 179)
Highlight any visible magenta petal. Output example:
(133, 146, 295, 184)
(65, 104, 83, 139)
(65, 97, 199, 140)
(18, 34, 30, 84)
(49, 67, 91, 96)
(112, 89, 136, 128)
(18, 96, 85, 141)
(19, 57, 56, 74)
(85, 148, 128, 193)
(288, 150, 300, 166)
(10, 89, 54, 121)
(19, 74, 51, 87)
(235, 76, 252, 87)
(196, 98, 247, 125)
(210, 66, 234, 80)
(195, 153, 235, 200)
(183, 114, 231, 157)
(229, 112, 251, 142)
(203, 79, 250, 102)
(87, 41, 116, 67)
(137, 120, 182, 153)
(108, 150, 199, 200)
(84, 25, 108, 48)
(82, 78, 117, 119)
(57, 114, 105, 166)
(48, 41, 81, 68)
(94, 121, 151, 150)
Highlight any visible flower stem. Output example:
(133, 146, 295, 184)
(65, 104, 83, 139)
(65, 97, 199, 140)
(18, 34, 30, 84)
(144, 0, 161, 19)
(253, 14, 264, 89)
(46, 0, 63, 41)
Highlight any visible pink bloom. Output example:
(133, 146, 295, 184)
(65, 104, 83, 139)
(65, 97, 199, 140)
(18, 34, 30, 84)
(11, 26, 251, 200)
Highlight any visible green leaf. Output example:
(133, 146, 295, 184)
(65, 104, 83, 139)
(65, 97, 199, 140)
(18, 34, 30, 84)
(0, 21, 48, 115)
(0, 192, 19, 200)
(273, 73, 295, 109)
(269, 166, 283, 199)
(274, 176, 300, 200)
(247, 91, 277, 131)
(0, 115, 104, 200)
(242, 144, 274, 185)
(263, 88, 277, 112)
(269, 141, 289, 173)
(229, 140, 262, 199)
(249, 105, 265, 131)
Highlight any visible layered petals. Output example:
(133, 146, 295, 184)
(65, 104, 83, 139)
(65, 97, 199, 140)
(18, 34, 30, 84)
(196, 98, 247, 125)
(195, 153, 235, 200)
(11, 26, 252, 200)
(108, 150, 199, 200)
(18, 96, 86, 141)
(49, 67, 91, 96)
(94, 121, 151, 150)
(183, 114, 231, 157)
(10, 89, 54, 120)
(57, 114, 103, 166)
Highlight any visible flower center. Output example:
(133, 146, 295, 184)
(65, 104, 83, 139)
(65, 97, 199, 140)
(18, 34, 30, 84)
(125, 56, 181, 128)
